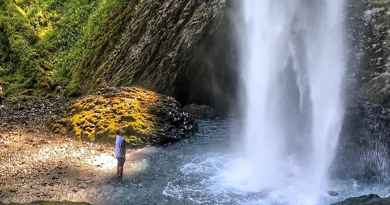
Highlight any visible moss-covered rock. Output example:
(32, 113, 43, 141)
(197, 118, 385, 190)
(57, 87, 195, 146)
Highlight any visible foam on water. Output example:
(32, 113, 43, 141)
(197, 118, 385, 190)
(163, 154, 390, 205)
(163, 1, 349, 203)
(230, 0, 348, 204)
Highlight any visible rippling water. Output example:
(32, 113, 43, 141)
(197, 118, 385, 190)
(82, 120, 390, 205)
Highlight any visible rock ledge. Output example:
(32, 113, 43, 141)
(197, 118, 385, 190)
(333, 194, 390, 205)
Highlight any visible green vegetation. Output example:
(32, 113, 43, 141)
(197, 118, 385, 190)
(66, 87, 159, 145)
(0, 0, 128, 96)
(56, 87, 193, 147)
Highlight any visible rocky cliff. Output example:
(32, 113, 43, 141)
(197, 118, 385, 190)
(0, 0, 239, 112)
(78, 0, 239, 112)
(335, 0, 390, 181)
(348, 0, 390, 106)
(1, 0, 388, 112)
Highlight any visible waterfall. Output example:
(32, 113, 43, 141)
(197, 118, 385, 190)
(235, 0, 347, 204)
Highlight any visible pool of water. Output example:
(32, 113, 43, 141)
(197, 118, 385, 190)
(90, 120, 390, 205)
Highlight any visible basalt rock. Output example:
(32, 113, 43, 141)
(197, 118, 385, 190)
(335, 0, 390, 181)
(336, 94, 390, 181)
(358, 0, 390, 107)
(183, 104, 216, 119)
(332, 194, 390, 205)
(56, 87, 195, 146)
(346, 0, 390, 106)
(78, 0, 239, 112)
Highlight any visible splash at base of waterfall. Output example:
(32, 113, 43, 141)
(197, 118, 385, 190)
(236, 0, 347, 204)
(163, 152, 390, 205)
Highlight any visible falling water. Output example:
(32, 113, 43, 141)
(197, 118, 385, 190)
(235, 0, 347, 204)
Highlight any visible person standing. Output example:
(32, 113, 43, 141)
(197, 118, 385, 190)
(114, 129, 126, 181)
(0, 83, 4, 105)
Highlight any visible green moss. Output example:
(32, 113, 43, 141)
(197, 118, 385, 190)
(0, 0, 129, 97)
(65, 87, 169, 146)
(125, 135, 146, 146)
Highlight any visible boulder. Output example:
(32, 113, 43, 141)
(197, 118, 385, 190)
(333, 194, 390, 205)
(57, 87, 195, 146)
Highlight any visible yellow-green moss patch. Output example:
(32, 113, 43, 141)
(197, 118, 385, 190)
(58, 87, 195, 146)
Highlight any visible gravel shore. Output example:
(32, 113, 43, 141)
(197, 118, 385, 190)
(0, 97, 150, 204)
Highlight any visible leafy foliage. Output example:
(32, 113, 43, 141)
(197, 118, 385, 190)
(0, 0, 128, 96)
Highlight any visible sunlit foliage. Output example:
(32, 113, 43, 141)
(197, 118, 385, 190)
(0, 0, 127, 96)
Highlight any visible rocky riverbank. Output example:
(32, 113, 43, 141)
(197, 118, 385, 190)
(0, 106, 160, 204)
(0, 126, 113, 204)
(0, 87, 197, 204)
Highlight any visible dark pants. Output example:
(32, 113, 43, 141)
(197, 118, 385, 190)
(117, 158, 125, 179)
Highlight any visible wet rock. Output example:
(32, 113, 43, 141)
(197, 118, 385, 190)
(183, 104, 216, 119)
(336, 0, 390, 181)
(57, 87, 195, 146)
(332, 194, 390, 205)
(328, 191, 339, 197)
(347, 0, 390, 107)
(335, 93, 390, 181)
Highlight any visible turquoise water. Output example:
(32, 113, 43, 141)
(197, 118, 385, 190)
(85, 120, 389, 205)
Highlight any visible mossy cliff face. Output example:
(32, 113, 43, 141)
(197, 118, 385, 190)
(58, 87, 194, 146)
(78, 0, 239, 111)
(0, 0, 238, 112)
(0, 0, 129, 95)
